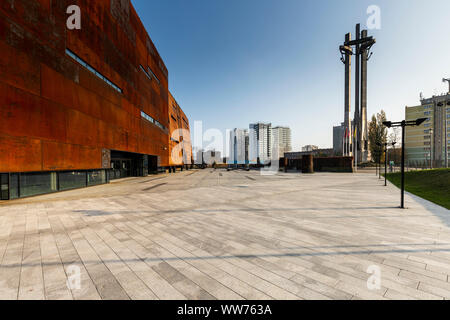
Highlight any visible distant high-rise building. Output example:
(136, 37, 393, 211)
(228, 129, 247, 164)
(333, 121, 355, 157)
(203, 150, 223, 165)
(272, 126, 292, 158)
(249, 123, 272, 164)
(244, 130, 250, 164)
(405, 92, 450, 168)
(333, 123, 345, 156)
(302, 145, 319, 152)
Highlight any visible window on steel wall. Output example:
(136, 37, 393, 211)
(66, 49, 122, 93)
(140, 65, 160, 85)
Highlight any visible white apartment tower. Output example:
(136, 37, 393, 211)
(249, 123, 272, 164)
(272, 126, 292, 158)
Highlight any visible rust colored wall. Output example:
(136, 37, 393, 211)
(314, 157, 354, 173)
(0, 0, 172, 173)
(168, 92, 192, 166)
(284, 156, 354, 173)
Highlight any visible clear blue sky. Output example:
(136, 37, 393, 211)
(132, 0, 450, 150)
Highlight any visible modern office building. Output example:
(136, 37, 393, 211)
(248, 126, 258, 164)
(201, 150, 223, 165)
(333, 121, 356, 158)
(168, 92, 192, 171)
(405, 92, 450, 168)
(333, 123, 345, 156)
(228, 129, 248, 164)
(0, 0, 190, 200)
(249, 123, 272, 164)
(272, 126, 292, 158)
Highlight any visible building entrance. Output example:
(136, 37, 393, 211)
(109, 150, 157, 180)
(110, 159, 132, 180)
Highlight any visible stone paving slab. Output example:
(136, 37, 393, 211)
(0, 170, 449, 300)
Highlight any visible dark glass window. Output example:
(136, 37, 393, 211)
(148, 67, 160, 84)
(66, 49, 122, 93)
(59, 171, 87, 191)
(1, 174, 9, 200)
(88, 170, 106, 186)
(10, 174, 19, 200)
(20, 172, 57, 197)
(141, 110, 167, 132)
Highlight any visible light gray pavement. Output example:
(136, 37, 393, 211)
(0, 169, 449, 300)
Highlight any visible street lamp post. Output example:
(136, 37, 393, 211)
(376, 143, 382, 180)
(384, 143, 388, 186)
(430, 128, 433, 170)
(375, 151, 379, 177)
(383, 118, 427, 209)
(386, 142, 397, 186)
(379, 150, 382, 180)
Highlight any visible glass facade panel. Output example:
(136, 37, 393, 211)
(20, 172, 57, 197)
(9, 174, 19, 200)
(59, 171, 87, 191)
(1, 174, 9, 200)
(88, 170, 106, 186)
(2, 170, 109, 200)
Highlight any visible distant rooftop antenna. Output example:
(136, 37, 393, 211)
(443, 78, 450, 94)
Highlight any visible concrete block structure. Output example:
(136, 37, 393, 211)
(0, 0, 191, 199)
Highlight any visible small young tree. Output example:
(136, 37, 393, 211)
(388, 127, 401, 164)
(368, 110, 388, 164)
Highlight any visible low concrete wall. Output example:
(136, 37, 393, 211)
(282, 156, 354, 173)
(314, 157, 354, 173)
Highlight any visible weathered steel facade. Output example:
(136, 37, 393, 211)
(168, 92, 192, 171)
(0, 0, 190, 199)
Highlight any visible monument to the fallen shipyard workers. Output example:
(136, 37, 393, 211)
(339, 24, 376, 163)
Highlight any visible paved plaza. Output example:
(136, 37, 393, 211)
(0, 169, 450, 300)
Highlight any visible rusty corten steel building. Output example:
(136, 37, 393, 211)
(0, 0, 191, 200)
(168, 92, 193, 172)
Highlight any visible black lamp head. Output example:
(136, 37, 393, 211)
(415, 118, 428, 126)
(383, 121, 392, 128)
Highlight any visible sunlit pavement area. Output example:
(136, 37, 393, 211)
(0, 169, 449, 300)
